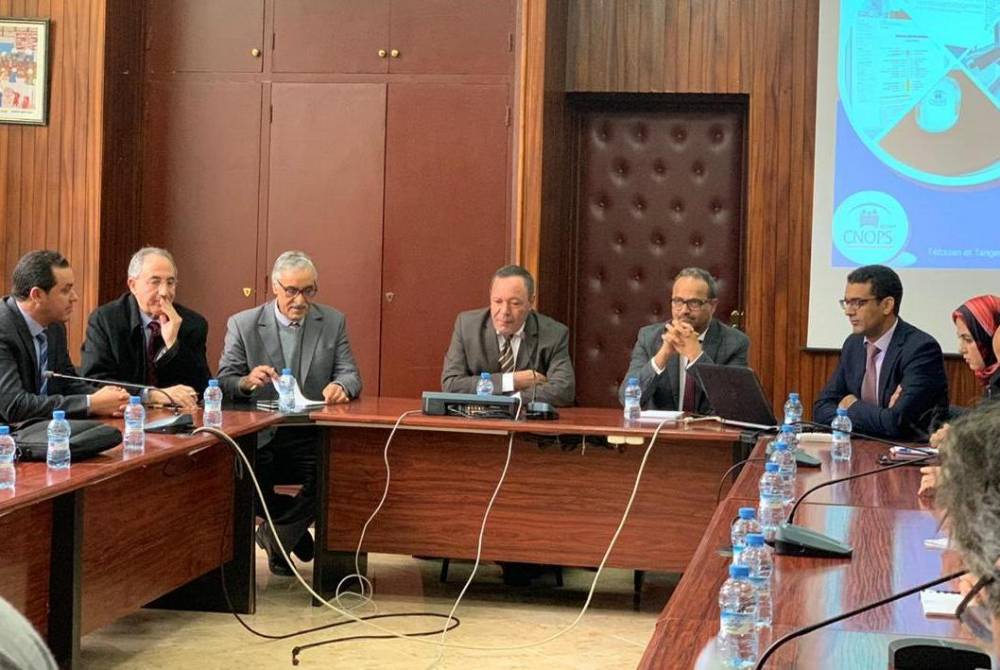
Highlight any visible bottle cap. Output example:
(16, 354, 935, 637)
(0, 426, 9, 435)
(208, 379, 219, 387)
(764, 462, 780, 473)
(729, 564, 750, 578)
(836, 407, 848, 416)
(52, 410, 65, 420)
(282, 368, 292, 375)
(789, 392, 799, 400)
(481, 372, 491, 379)
(627, 377, 639, 385)
(746, 533, 765, 546)
(738, 507, 756, 520)
(781, 423, 794, 431)
(774, 440, 789, 451)
(129, 396, 141, 405)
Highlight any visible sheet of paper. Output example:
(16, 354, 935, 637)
(637, 410, 683, 423)
(271, 378, 326, 410)
(920, 589, 962, 618)
(923, 537, 949, 550)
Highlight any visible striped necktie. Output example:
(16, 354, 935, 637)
(498, 336, 514, 373)
(36, 332, 49, 395)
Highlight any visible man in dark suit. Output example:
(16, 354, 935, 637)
(620, 267, 750, 414)
(80, 247, 209, 408)
(218, 250, 362, 576)
(0, 250, 129, 426)
(814, 265, 948, 440)
(441, 264, 575, 407)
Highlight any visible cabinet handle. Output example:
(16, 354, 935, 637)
(378, 49, 387, 58)
(250, 48, 261, 58)
(385, 292, 395, 303)
(390, 49, 400, 58)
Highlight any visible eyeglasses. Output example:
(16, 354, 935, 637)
(671, 298, 713, 311)
(956, 573, 996, 644)
(838, 297, 877, 311)
(276, 280, 317, 299)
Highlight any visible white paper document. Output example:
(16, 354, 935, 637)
(920, 589, 962, 618)
(636, 410, 684, 424)
(271, 378, 326, 411)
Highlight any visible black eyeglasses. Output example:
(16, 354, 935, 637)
(956, 573, 996, 644)
(838, 297, 878, 311)
(671, 298, 713, 310)
(276, 280, 317, 299)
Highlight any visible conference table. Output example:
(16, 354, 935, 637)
(639, 437, 977, 669)
(309, 398, 748, 599)
(0, 409, 279, 668)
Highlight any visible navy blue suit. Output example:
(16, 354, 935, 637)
(813, 318, 948, 440)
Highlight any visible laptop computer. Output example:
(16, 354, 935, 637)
(693, 364, 779, 429)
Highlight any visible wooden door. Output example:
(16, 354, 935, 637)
(140, 81, 263, 371)
(379, 83, 511, 397)
(388, 0, 515, 75)
(267, 83, 387, 395)
(145, 0, 265, 73)
(272, 0, 390, 74)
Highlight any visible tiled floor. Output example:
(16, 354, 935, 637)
(80, 548, 678, 669)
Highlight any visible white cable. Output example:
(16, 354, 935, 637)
(194, 412, 671, 655)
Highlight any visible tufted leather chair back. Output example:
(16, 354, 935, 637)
(571, 101, 746, 407)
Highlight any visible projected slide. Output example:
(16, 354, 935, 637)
(834, 0, 1000, 268)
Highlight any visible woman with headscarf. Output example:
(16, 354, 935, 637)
(919, 294, 1000, 496)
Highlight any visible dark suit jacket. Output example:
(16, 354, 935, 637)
(0, 296, 92, 426)
(813, 318, 949, 439)
(618, 318, 751, 414)
(441, 309, 575, 407)
(80, 293, 212, 394)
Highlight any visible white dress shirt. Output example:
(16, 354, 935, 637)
(496, 325, 525, 393)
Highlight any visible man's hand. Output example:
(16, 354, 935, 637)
(89, 385, 130, 416)
(652, 324, 676, 371)
(512, 370, 547, 391)
(151, 384, 198, 409)
(667, 321, 702, 360)
(888, 384, 903, 408)
(930, 423, 950, 450)
(157, 298, 183, 349)
(839, 394, 858, 410)
(918, 465, 939, 497)
(239, 365, 278, 394)
(322, 382, 350, 404)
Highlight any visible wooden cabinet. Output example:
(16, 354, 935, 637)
(140, 1, 517, 395)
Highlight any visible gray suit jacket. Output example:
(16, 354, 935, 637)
(217, 301, 361, 402)
(441, 308, 575, 407)
(619, 318, 750, 414)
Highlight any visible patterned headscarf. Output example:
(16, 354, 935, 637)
(952, 295, 1000, 386)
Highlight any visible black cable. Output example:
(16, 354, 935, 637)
(716, 457, 768, 505)
(290, 613, 461, 664)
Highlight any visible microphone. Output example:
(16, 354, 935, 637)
(770, 452, 937, 558)
(753, 569, 967, 669)
(43, 371, 194, 433)
(524, 327, 557, 420)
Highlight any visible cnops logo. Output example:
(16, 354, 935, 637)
(832, 191, 910, 265)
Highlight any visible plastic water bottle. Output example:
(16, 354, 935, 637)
(476, 372, 494, 396)
(779, 422, 799, 452)
(623, 377, 641, 422)
(717, 563, 758, 668)
(123, 396, 146, 452)
(758, 462, 785, 540)
(769, 440, 797, 507)
(783, 392, 803, 433)
(731, 507, 762, 566)
(0, 426, 15, 490)
(46, 410, 71, 470)
(278, 368, 296, 413)
(743, 533, 774, 628)
(203, 379, 223, 428)
(831, 408, 853, 462)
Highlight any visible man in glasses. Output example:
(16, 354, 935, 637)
(814, 264, 947, 439)
(218, 250, 361, 576)
(81, 247, 209, 409)
(619, 267, 749, 414)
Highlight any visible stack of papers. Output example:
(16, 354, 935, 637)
(636, 410, 684, 424)
(270, 379, 326, 411)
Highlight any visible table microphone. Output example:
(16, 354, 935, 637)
(525, 343, 558, 420)
(753, 569, 967, 669)
(43, 371, 194, 433)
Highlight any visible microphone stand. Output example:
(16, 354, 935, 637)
(524, 339, 557, 420)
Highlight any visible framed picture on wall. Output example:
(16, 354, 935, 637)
(0, 18, 50, 125)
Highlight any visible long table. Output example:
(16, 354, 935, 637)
(310, 398, 747, 598)
(640, 437, 971, 669)
(0, 409, 279, 667)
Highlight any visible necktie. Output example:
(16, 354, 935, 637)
(682, 369, 696, 412)
(861, 343, 881, 405)
(498, 336, 514, 373)
(36, 332, 48, 396)
(146, 321, 164, 386)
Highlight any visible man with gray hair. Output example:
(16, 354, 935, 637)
(81, 247, 208, 408)
(619, 267, 749, 414)
(218, 250, 361, 576)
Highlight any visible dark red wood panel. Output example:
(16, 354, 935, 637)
(379, 83, 511, 397)
(267, 83, 387, 395)
(140, 80, 262, 369)
(272, 0, 389, 74)
(389, 0, 515, 75)
(0, 500, 52, 636)
(145, 0, 265, 73)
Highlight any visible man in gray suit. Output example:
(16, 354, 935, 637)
(620, 267, 749, 414)
(441, 264, 575, 407)
(218, 250, 361, 575)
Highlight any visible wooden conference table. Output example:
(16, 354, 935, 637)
(639, 438, 975, 669)
(309, 398, 747, 598)
(0, 409, 280, 668)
